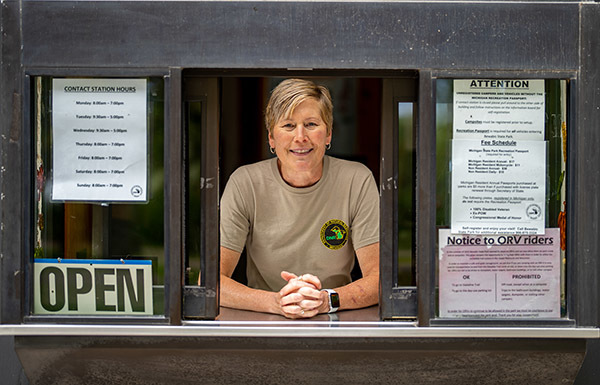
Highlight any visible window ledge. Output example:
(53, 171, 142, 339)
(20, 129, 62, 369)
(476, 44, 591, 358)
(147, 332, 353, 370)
(1, 323, 598, 339)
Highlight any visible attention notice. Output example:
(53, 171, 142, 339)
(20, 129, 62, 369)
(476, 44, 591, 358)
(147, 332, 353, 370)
(451, 79, 546, 234)
(453, 79, 545, 141)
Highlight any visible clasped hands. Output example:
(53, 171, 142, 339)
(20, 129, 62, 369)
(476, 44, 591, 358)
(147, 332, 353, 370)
(277, 271, 328, 319)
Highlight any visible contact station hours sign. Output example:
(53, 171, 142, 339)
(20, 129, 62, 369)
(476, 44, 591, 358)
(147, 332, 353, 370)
(52, 78, 148, 202)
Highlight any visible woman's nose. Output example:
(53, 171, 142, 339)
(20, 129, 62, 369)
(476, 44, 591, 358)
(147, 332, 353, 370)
(294, 125, 308, 141)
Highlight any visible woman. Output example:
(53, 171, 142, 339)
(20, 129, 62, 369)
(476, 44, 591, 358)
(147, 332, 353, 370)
(220, 78, 379, 318)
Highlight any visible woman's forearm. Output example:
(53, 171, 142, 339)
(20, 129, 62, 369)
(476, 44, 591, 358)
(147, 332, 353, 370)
(334, 273, 379, 311)
(333, 242, 380, 311)
(220, 274, 281, 315)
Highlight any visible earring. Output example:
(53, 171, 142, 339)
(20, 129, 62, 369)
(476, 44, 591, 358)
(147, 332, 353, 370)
(326, 143, 331, 150)
(269, 147, 276, 154)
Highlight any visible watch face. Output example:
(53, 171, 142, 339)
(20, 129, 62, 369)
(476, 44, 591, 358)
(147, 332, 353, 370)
(330, 292, 340, 309)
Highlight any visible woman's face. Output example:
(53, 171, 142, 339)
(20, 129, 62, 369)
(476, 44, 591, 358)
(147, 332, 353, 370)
(269, 98, 331, 187)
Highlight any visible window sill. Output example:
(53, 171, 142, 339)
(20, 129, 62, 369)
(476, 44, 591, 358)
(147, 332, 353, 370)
(1, 306, 598, 340)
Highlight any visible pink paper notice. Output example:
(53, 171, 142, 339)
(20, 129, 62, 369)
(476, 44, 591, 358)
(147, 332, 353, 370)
(439, 228, 560, 318)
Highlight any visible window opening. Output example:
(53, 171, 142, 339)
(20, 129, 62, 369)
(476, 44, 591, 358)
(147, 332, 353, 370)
(31, 76, 165, 317)
(435, 78, 568, 320)
(185, 74, 414, 321)
(397, 102, 415, 286)
(185, 100, 203, 286)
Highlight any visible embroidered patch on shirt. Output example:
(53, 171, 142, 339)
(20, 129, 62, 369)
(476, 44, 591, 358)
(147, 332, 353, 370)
(320, 219, 349, 250)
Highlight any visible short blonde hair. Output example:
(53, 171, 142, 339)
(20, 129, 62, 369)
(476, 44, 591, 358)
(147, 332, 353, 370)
(265, 79, 333, 136)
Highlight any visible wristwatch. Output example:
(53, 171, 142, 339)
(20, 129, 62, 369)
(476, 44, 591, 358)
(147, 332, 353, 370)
(322, 289, 340, 313)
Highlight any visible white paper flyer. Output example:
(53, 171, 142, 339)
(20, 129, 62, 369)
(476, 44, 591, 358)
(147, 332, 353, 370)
(451, 139, 546, 235)
(52, 78, 148, 202)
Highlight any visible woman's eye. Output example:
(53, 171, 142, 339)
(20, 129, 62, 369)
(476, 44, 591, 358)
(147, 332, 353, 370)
(306, 122, 318, 128)
(282, 123, 295, 130)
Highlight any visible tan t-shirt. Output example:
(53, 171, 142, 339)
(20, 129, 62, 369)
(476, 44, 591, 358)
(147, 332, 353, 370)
(220, 156, 379, 291)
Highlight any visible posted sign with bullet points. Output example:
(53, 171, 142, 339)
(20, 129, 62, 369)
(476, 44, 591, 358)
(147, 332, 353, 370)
(450, 139, 546, 235)
(51, 78, 148, 202)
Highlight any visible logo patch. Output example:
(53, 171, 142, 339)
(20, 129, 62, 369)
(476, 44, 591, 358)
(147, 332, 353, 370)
(320, 219, 349, 250)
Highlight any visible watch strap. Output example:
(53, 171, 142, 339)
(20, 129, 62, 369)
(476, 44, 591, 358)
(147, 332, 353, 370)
(322, 289, 339, 313)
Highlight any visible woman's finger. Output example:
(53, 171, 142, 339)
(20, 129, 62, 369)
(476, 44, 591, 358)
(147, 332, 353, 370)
(296, 273, 322, 290)
(296, 286, 322, 300)
(279, 292, 304, 306)
(298, 298, 323, 310)
(280, 271, 297, 282)
(279, 279, 316, 297)
(281, 304, 319, 319)
(281, 304, 304, 316)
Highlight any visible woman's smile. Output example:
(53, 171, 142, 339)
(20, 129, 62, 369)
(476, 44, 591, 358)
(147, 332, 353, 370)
(290, 148, 313, 155)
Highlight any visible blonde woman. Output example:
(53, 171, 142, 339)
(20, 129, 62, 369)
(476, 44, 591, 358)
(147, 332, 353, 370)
(219, 79, 379, 318)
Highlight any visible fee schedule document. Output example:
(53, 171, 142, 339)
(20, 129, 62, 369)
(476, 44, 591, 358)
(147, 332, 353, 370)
(451, 139, 546, 235)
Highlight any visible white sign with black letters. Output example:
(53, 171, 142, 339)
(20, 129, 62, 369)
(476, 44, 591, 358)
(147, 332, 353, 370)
(52, 78, 147, 202)
(33, 259, 153, 315)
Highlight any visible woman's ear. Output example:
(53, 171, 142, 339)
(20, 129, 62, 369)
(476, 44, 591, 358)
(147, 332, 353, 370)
(268, 131, 275, 148)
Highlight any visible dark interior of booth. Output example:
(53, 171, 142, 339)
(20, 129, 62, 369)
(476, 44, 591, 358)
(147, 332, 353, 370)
(184, 75, 384, 287)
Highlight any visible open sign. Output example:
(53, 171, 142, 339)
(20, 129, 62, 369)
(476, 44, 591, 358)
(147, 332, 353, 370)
(33, 259, 153, 315)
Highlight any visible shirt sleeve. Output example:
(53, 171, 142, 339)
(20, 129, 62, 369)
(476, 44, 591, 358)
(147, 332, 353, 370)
(350, 169, 380, 250)
(220, 169, 252, 253)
